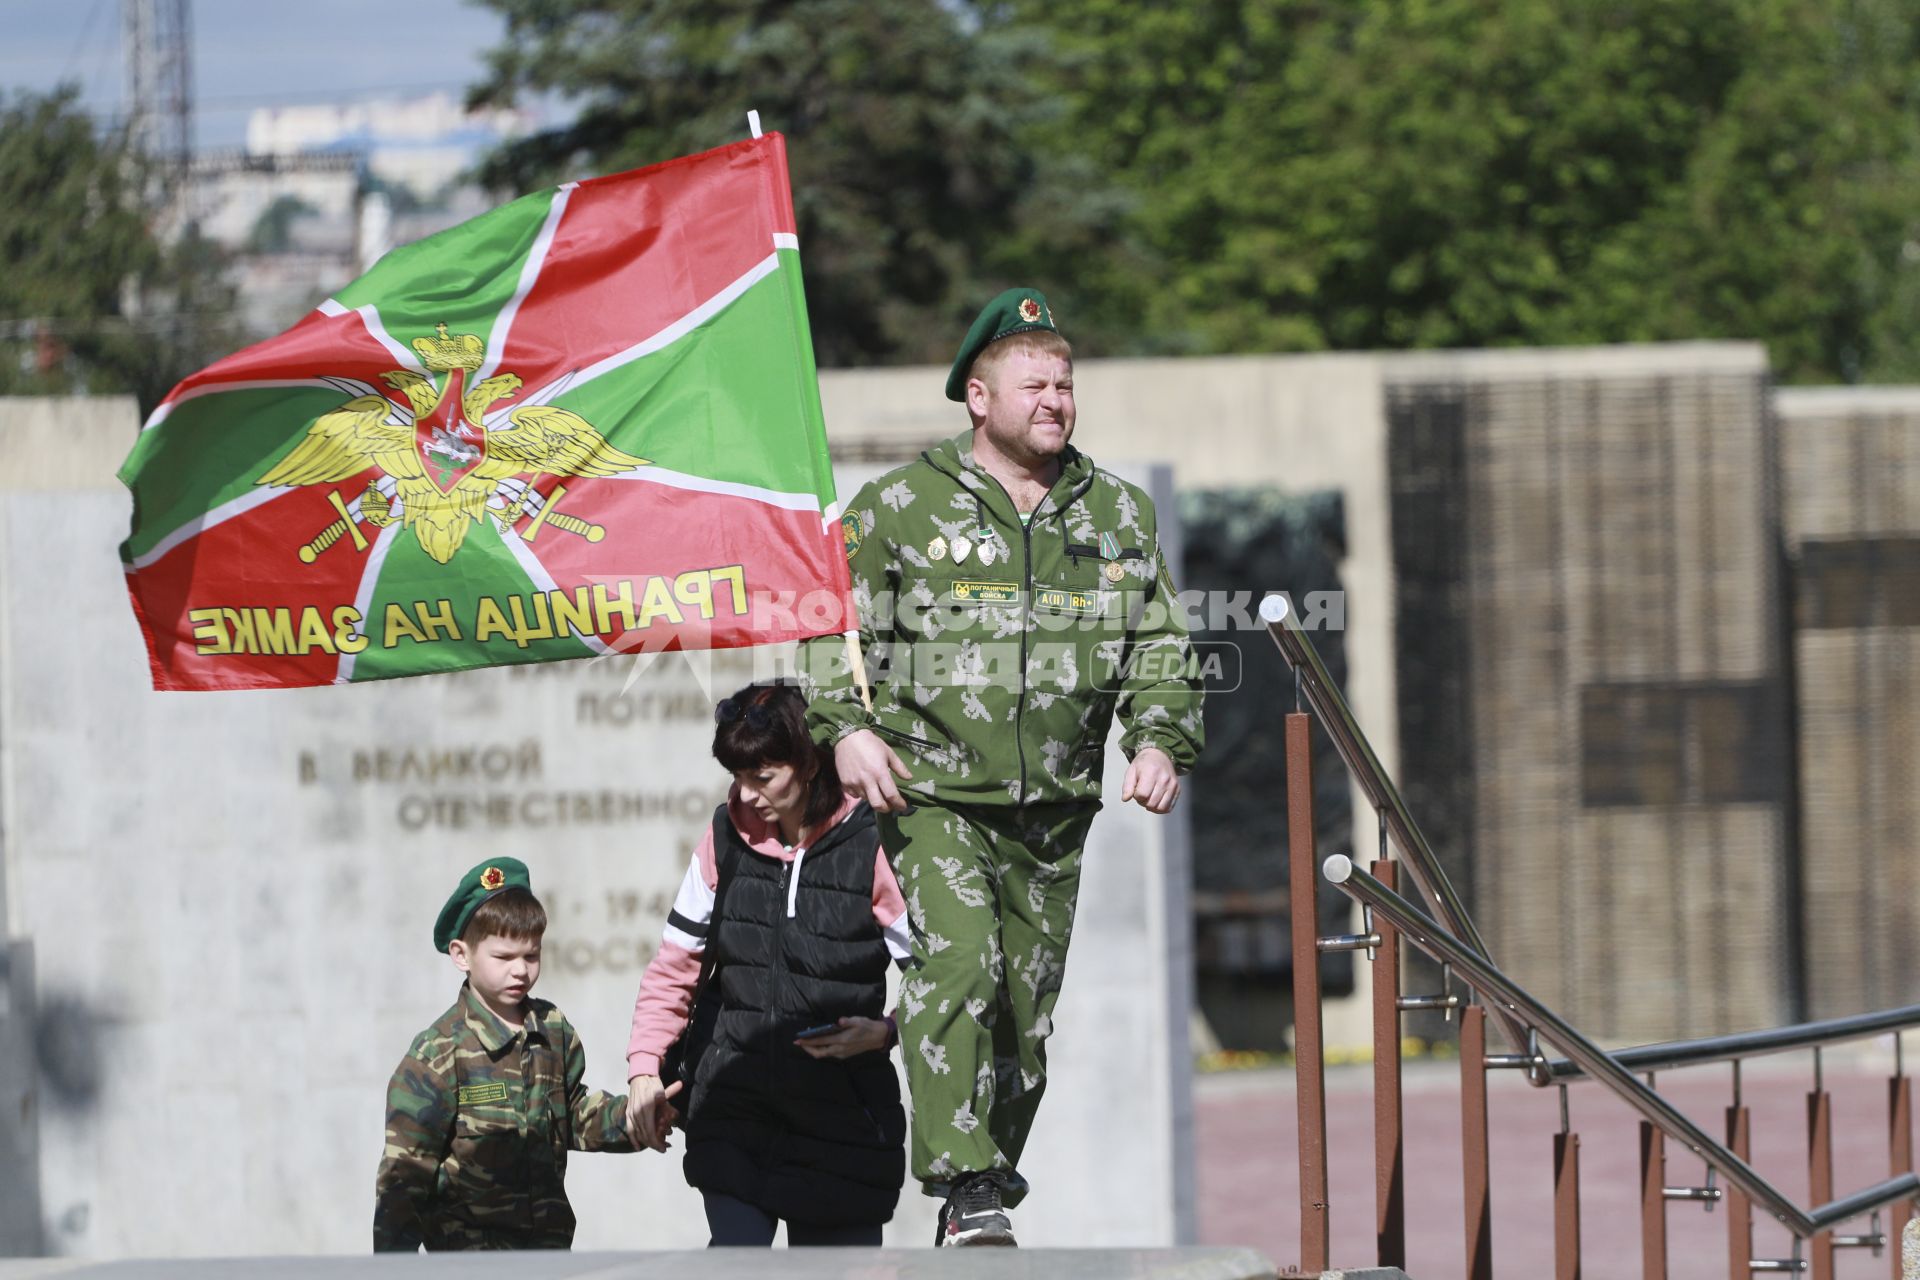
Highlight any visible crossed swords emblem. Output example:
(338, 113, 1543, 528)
(263, 322, 650, 567)
(297, 480, 606, 564)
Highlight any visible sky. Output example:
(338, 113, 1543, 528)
(0, 0, 527, 149)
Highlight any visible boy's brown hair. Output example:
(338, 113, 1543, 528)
(461, 887, 547, 947)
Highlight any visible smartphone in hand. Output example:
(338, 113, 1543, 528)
(795, 1021, 842, 1039)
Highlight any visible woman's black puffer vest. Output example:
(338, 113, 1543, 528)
(683, 800, 906, 1225)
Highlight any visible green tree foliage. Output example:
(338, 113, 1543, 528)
(466, 0, 1071, 365)
(465, 2, 1920, 381)
(1011, 0, 1920, 381)
(0, 88, 239, 412)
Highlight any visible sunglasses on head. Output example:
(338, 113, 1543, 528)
(714, 697, 773, 729)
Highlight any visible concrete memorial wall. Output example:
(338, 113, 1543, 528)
(0, 398, 1193, 1257)
(1381, 344, 1793, 1042)
(1776, 388, 1920, 1019)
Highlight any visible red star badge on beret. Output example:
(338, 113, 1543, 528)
(480, 866, 506, 891)
(1018, 298, 1041, 323)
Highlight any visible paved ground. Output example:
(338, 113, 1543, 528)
(0, 1249, 1283, 1280)
(1195, 1046, 1908, 1279)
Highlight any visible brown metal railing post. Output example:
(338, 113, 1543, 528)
(1641, 1121, 1667, 1280)
(1809, 1048, 1834, 1280)
(1555, 1089, 1582, 1279)
(1892, 1043, 1912, 1280)
(1287, 710, 1329, 1272)
(1373, 858, 1405, 1268)
(1462, 1003, 1492, 1280)
(1727, 1094, 1752, 1280)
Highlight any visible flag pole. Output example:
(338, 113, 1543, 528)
(844, 631, 873, 713)
(757, 104, 860, 714)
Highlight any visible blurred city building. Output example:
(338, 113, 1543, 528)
(188, 93, 534, 336)
(245, 94, 534, 202)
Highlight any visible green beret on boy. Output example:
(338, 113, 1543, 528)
(944, 287, 1060, 402)
(434, 857, 531, 953)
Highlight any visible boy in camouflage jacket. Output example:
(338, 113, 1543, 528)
(803, 288, 1204, 1246)
(373, 857, 637, 1251)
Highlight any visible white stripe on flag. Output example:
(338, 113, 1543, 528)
(495, 521, 615, 658)
(124, 485, 292, 570)
(355, 304, 429, 373)
(773, 232, 799, 251)
(570, 253, 781, 388)
(600, 464, 823, 514)
(148, 243, 780, 434)
(335, 523, 401, 684)
(479, 183, 577, 382)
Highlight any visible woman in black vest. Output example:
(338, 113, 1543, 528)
(624, 683, 912, 1246)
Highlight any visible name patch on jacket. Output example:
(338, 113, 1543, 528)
(948, 580, 1019, 604)
(458, 1081, 510, 1106)
(1034, 587, 1102, 615)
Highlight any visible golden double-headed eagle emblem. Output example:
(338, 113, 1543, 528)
(258, 324, 648, 565)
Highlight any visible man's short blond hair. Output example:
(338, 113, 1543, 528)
(967, 329, 1073, 392)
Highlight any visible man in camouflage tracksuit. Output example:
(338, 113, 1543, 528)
(374, 858, 635, 1251)
(803, 288, 1204, 1245)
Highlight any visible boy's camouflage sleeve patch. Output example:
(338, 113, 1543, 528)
(372, 1044, 452, 1252)
(562, 1019, 635, 1153)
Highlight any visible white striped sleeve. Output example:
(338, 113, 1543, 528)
(872, 846, 913, 966)
(662, 853, 716, 953)
(881, 911, 914, 966)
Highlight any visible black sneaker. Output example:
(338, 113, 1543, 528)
(939, 1172, 1016, 1247)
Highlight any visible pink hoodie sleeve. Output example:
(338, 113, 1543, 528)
(872, 844, 913, 964)
(626, 825, 720, 1079)
(872, 843, 910, 1048)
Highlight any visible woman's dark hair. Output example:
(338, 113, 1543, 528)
(713, 683, 844, 829)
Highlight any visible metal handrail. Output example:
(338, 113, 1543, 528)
(1545, 1003, 1920, 1082)
(1260, 593, 1532, 1058)
(1323, 853, 1920, 1240)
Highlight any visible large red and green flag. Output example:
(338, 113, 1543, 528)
(120, 133, 853, 690)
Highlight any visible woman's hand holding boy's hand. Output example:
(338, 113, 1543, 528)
(794, 1016, 892, 1059)
(626, 1074, 683, 1152)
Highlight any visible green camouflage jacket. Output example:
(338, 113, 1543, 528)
(804, 428, 1204, 808)
(372, 983, 633, 1252)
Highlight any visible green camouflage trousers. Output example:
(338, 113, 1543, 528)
(880, 800, 1098, 1206)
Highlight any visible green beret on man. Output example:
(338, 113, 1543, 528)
(433, 856, 532, 952)
(944, 287, 1061, 402)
